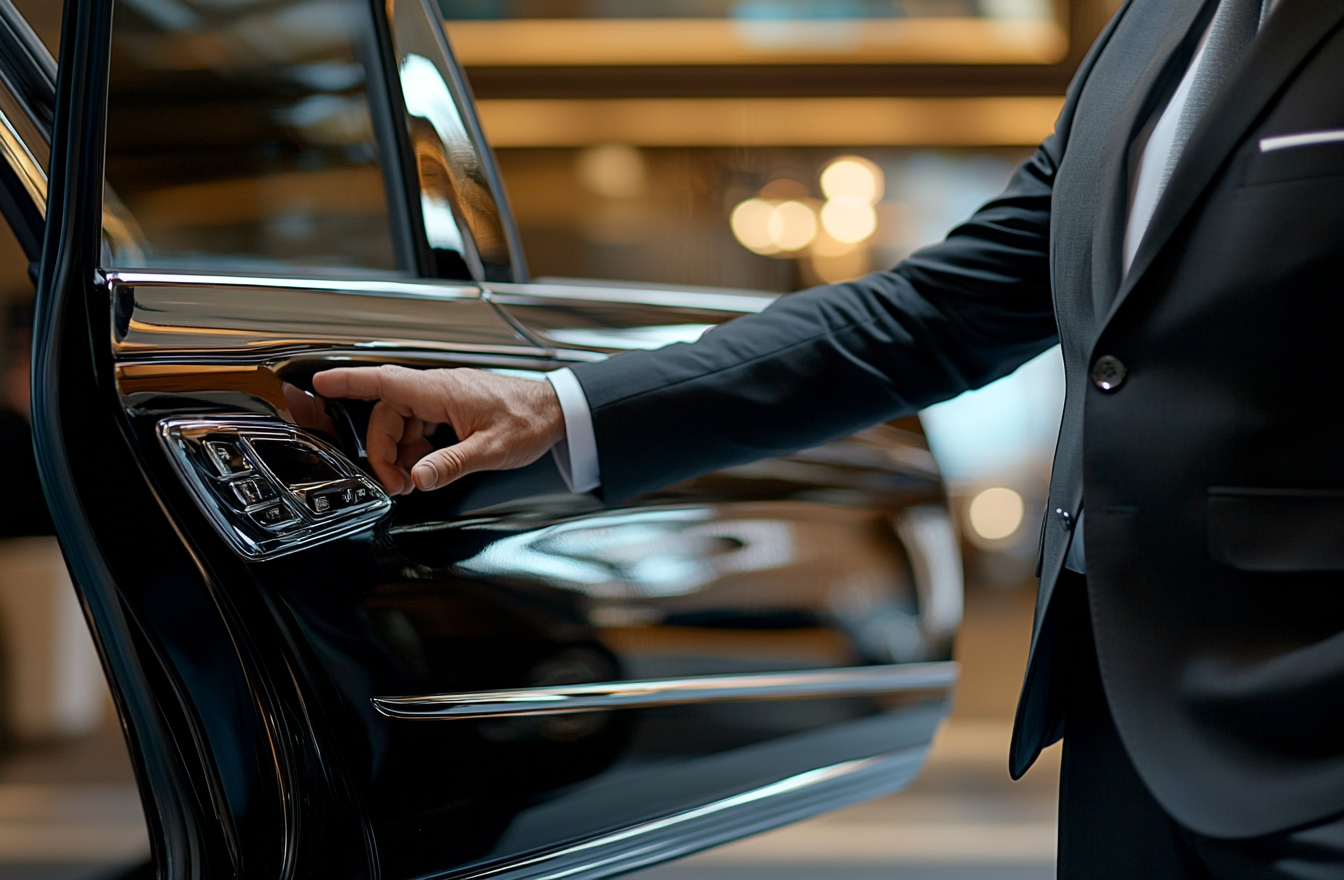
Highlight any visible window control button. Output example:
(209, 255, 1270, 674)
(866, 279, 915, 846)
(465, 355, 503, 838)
(204, 440, 250, 476)
(231, 477, 278, 507)
(306, 481, 374, 515)
(250, 504, 296, 529)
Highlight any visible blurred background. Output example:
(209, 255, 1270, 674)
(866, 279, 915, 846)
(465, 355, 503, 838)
(0, 0, 1118, 877)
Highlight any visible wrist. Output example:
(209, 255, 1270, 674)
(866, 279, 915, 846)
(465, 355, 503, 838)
(531, 376, 567, 448)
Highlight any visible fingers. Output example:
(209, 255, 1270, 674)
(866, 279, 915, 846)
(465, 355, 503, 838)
(311, 367, 370, 400)
(412, 434, 496, 491)
(366, 400, 414, 495)
(312, 366, 425, 414)
(312, 365, 566, 495)
(394, 418, 435, 473)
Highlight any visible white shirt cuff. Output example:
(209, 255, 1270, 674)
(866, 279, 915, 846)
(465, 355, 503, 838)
(545, 368, 601, 494)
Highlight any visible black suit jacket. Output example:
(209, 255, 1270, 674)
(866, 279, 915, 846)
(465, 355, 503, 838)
(570, 0, 1344, 838)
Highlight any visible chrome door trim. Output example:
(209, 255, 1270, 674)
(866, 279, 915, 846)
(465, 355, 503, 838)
(0, 0, 52, 216)
(373, 662, 958, 719)
(104, 269, 482, 302)
(105, 271, 553, 362)
(386, 0, 525, 282)
(484, 281, 776, 314)
(452, 748, 929, 880)
(0, 102, 44, 212)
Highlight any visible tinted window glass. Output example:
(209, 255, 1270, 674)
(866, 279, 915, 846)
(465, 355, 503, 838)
(104, 0, 400, 272)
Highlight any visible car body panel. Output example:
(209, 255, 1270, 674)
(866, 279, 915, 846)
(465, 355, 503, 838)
(13, 0, 963, 876)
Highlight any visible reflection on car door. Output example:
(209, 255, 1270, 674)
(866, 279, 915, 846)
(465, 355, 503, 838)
(23, 0, 961, 876)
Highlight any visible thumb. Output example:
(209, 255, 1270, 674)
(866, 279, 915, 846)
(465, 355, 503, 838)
(411, 434, 495, 491)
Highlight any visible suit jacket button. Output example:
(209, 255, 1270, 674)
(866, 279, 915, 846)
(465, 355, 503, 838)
(1091, 355, 1127, 391)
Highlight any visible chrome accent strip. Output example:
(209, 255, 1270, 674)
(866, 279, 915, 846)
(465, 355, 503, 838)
(448, 748, 929, 880)
(107, 272, 552, 362)
(484, 281, 776, 314)
(373, 662, 958, 719)
(104, 270, 482, 302)
(0, 0, 53, 218)
(119, 340, 550, 362)
(1260, 128, 1344, 152)
(547, 348, 610, 363)
(0, 102, 44, 211)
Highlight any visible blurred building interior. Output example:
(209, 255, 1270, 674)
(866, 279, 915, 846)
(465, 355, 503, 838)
(0, 0, 1120, 876)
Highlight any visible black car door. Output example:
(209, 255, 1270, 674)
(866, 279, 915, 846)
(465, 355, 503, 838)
(25, 0, 960, 876)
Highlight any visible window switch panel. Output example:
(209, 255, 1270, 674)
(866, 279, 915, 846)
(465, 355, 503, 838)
(231, 477, 278, 507)
(160, 418, 392, 560)
(204, 440, 251, 477)
(250, 504, 297, 529)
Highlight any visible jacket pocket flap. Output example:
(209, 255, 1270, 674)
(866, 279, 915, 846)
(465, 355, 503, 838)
(1207, 488, 1344, 572)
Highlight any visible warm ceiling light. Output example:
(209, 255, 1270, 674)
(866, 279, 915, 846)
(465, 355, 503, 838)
(730, 198, 779, 254)
(821, 156, 883, 205)
(820, 199, 877, 244)
(768, 200, 818, 251)
(968, 487, 1025, 541)
(576, 144, 646, 199)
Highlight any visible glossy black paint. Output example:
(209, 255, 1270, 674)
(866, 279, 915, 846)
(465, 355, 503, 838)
(34, 0, 376, 876)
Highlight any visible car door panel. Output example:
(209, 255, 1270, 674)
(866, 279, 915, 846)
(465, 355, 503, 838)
(103, 269, 957, 879)
(19, 0, 963, 876)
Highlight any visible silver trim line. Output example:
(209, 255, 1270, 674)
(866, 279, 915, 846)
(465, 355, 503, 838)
(373, 662, 958, 719)
(484, 281, 776, 314)
(449, 748, 930, 880)
(0, 103, 44, 212)
(104, 269, 482, 302)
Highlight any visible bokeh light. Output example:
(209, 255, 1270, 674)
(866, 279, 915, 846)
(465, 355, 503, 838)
(729, 155, 884, 260)
(730, 198, 779, 254)
(967, 487, 1025, 541)
(768, 200, 817, 251)
(821, 156, 884, 205)
(820, 199, 877, 244)
(576, 144, 647, 199)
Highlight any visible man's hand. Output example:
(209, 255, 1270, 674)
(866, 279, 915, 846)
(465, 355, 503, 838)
(311, 366, 565, 495)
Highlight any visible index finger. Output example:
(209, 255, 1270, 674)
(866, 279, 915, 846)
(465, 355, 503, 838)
(313, 366, 410, 402)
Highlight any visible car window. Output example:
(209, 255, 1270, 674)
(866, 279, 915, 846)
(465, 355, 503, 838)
(102, 0, 402, 273)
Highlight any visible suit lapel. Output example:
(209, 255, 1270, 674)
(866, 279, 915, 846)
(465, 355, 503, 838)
(1089, 0, 1215, 323)
(1101, 0, 1344, 328)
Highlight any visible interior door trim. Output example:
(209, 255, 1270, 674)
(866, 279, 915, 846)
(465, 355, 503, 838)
(372, 661, 958, 719)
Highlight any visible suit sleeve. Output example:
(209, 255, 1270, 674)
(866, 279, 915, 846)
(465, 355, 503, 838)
(568, 132, 1065, 503)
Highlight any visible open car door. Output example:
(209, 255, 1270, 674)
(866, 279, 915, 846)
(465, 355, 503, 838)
(31, 0, 960, 875)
